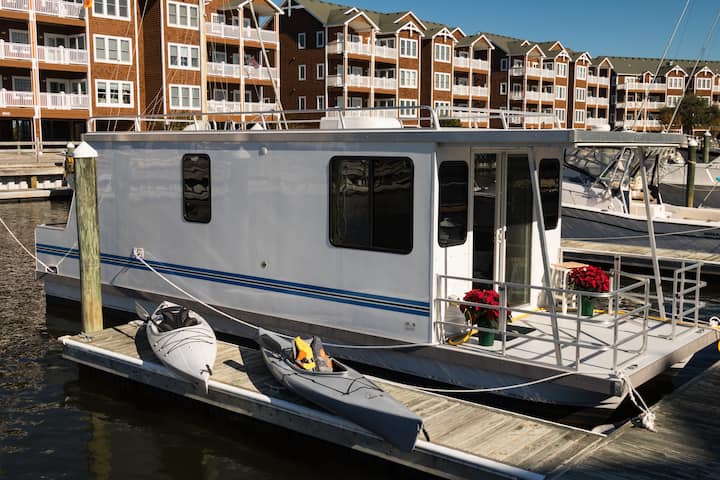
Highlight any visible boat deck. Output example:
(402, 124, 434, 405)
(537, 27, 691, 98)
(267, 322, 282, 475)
(62, 322, 605, 480)
(552, 359, 720, 480)
(560, 239, 720, 273)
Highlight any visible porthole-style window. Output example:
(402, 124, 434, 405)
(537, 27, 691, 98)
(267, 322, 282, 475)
(182, 153, 211, 223)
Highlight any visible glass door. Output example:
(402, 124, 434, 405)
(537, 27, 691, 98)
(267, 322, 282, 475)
(504, 154, 533, 305)
(472, 152, 497, 283)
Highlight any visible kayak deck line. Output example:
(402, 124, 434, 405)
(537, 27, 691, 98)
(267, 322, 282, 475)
(60, 322, 604, 480)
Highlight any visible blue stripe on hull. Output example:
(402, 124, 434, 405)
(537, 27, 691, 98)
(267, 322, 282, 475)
(36, 243, 430, 317)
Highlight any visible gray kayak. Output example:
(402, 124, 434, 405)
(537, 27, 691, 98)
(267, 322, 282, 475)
(139, 301, 216, 394)
(257, 328, 422, 452)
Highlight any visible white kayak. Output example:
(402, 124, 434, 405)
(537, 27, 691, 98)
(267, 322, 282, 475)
(137, 301, 217, 393)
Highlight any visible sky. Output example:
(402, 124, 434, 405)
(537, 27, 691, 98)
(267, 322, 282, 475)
(344, 0, 720, 61)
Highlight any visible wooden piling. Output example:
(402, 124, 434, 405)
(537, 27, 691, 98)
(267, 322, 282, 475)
(686, 137, 697, 208)
(73, 141, 103, 333)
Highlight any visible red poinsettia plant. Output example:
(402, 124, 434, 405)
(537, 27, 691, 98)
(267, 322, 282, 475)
(569, 265, 610, 293)
(459, 288, 511, 328)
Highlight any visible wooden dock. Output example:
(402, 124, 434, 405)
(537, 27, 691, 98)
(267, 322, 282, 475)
(61, 323, 605, 480)
(560, 239, 720, 274)
(552, 358, 720, 479)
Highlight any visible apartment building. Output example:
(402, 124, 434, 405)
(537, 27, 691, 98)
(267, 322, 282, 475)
(608, 57, 720, 132)
(451, 32, 492, 127)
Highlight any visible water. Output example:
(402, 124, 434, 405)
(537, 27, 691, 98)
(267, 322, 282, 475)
(0, 201, 718, 479)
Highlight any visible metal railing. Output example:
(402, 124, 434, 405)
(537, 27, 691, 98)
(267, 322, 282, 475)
(435, 274, 652, 371)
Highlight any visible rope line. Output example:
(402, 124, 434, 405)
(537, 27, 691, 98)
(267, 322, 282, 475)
(0, 215, 51, 270)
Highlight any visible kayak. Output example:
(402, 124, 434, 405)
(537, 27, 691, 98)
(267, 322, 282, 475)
(138, 301, 216, 394)
(257, 328, 422, 451)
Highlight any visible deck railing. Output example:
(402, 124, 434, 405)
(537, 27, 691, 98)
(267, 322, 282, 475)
(434, 274, 652, 371)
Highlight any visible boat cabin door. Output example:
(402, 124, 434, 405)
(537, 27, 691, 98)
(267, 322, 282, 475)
(472, 151, 533, 306)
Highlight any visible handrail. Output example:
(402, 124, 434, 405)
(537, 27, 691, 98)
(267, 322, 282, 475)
(435, 273, 651, 371)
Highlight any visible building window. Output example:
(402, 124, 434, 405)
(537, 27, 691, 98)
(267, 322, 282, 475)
(576, 65, 587, 80)
(167, 1, 198, 28)
(500, 82, 507, 95)
(539, 158, 560, 230)
(330, 156, 413, 254)
(399, 69, 417, 88)
(94, 0, 129, 19)
(316, 63, 324, 80)
(434, 43, 450, 62)
(94, 35, 131, 64)
(555, 85, 566, 100)
(556, 62, 567, 77)
(574, 109, 585, 123)
(667, 95, 681, 107)
(182, 154, 211, 223)
(696, 77, 712, 90)
(668, 77, 684, 89)
(434, 72, 450, 90)
(169, 84, 200, 110)
(298, 96, 306, 110)
(555, 108, 566, 122)
(168, 43, 199, 69)
(500, 58, 508, 71)
(298, 32, 306, 49)
(399, 99, 417, 117)
(12, 76, 32, 91)
(95, 79, 133, 107)
(298, 64, 306, 80)
(399, 38, 417, 58)
(575, 87, 586, 101)
(438, 161, 468, 247)
(315, 95, 325, 110)
(9, 29, 29, 44)
(434, 101, 451, 117)
(316, 31, 325, 48)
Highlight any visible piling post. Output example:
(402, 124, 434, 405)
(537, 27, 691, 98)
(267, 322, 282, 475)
(703, 130, 712, 164)
(686, 137, 697, 208)
(73, 141, 103, 333)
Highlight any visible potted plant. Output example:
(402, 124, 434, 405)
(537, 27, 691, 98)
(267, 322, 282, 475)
(568, 265, 610, 316)
(459, 289, 511, 346)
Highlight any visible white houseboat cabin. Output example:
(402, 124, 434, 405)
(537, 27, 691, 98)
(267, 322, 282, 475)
(35, 115, 716, 409)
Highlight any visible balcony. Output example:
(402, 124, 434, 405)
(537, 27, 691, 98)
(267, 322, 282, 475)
(510, 66, 524, 76)
(373, 77, 396, 90)
(207, 62, 242, 78)
(587, 96, 609, 106)
(0, 89, 33, 107)
(0, 41, 32, 60)
(453, 84, 469, 96)
(205, 22, 240, 40)
(541, 68, 555, 79)
(588, 74, 610, 85)
(540, 91, 555, 102)
(471, 86, 489, 97)
(37, 45, 88, 64)
(587, 117, 610, 127)
(526, 66, 543, 77)
(328, 40, 372, 56)
(525, 90, 540, 101)
(0, 0, 28, 10)
(471, 58, 489, 71)
(616, 119, 663, 129)
(207, 100, 277, 113)
(35, 0, 84, 18)
(617, 100, 665, 110)
(39, 92, 89, 109)
(375, 45, 397, 59)
(245, 66, 278, 81)
(454, 57, 469, 68)
(242, 27, 277, 44)
(326, 74, 371, 88)
(619, 82, 667, 92)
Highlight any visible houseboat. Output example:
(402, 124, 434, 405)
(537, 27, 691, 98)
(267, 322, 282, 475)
(35, 111, 717, 409)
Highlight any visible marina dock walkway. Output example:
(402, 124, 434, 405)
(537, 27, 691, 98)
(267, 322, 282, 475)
(552, 358, 720, 479)
(62, 323, 604, 480)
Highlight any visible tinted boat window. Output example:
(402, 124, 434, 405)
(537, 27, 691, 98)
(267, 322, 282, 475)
(330, 156, 413, 254)
(182, 154, 211, 223)
(539, 158, 560, 230)
(438, 161, 468, 247)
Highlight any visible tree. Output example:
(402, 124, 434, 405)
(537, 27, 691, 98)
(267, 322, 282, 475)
(659, 94, 720, 134)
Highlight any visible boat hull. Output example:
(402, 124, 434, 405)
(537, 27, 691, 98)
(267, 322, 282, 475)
(258, 329, 422, 452)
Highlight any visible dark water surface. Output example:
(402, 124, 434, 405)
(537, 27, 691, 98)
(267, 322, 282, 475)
(0, 201, 718, 479)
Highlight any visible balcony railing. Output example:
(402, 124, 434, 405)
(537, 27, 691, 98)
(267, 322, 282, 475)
(454, 57, 469, 68)
(510, 66, 524, 76)
(39, 92, 89, 109)
(375, 45, 397, 59)
(0, 0, 28, 10)
(327, 74, 371, 88)
(245, 66, 277, 81)
(619, 82, 667, 91)
(373, 77, 396, 90)
(0, 41, 32, 60)
(328, 40, 372, 56)
(587, 96, 609, 106)
(616, 119, 663, 129)
(471, 86, 489, 97)
(471, 58, 489, 71)
(526, 66, 543, 77)
(541, 68, 555, 79)
(242, 27, 277, 44)
(453, 84, 469, 96)
(207, 62, 241, 78)
(0, 89, 34, 107)
(37, 45, 88, 64)
(541, 91, 555, 102)
(205, 22, 240, 40)
(587, 117, 610, 127)
(35, 0, 84, 18)
(588, 74, 611, 85)
(207, 100, 277, 113)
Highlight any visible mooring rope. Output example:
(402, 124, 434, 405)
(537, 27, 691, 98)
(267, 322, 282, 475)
(0, 214, 51, 270)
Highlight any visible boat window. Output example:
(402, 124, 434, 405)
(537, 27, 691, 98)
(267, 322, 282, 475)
(438, 161, 468, 247)
(539, 158, 560, 230)
(330, 156, 413, 254)
(182, 154, 211, 223)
